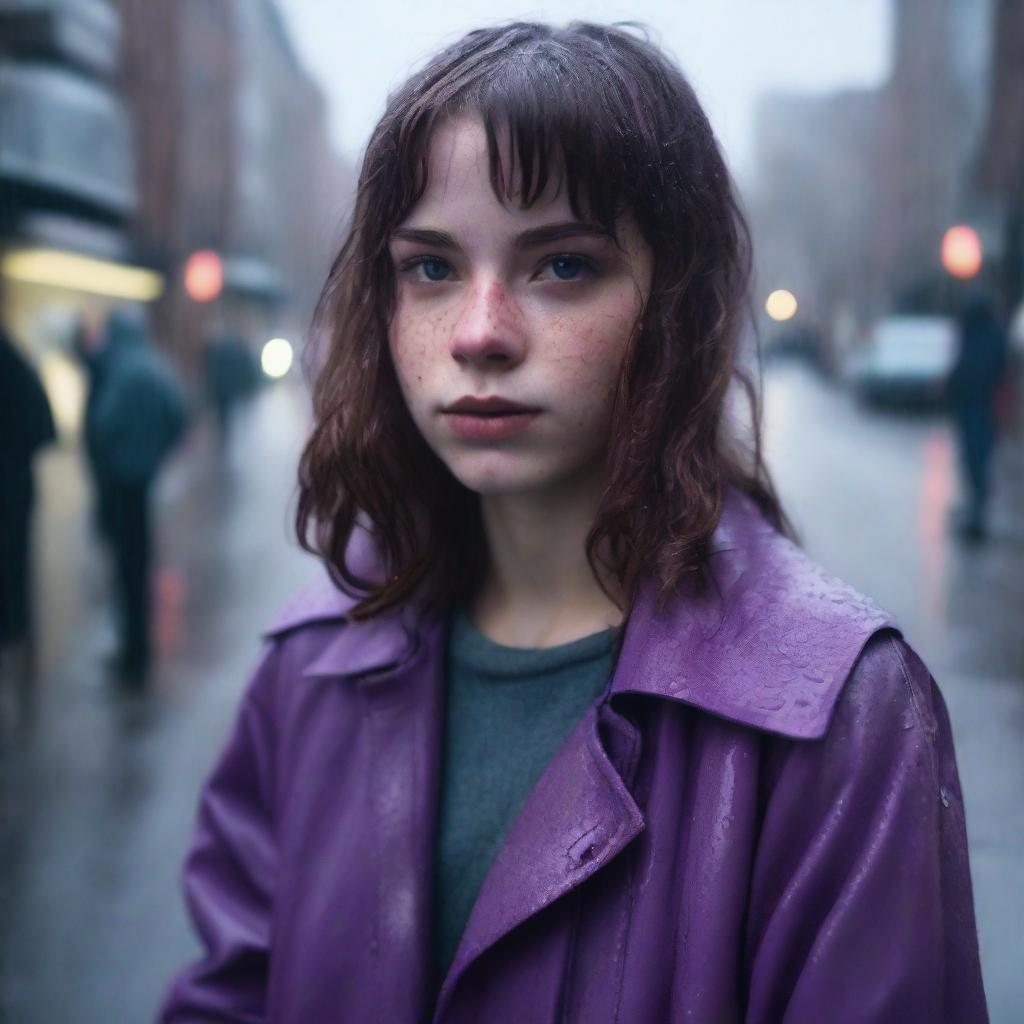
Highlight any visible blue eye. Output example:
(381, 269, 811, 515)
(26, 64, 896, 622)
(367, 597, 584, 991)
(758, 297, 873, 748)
(419, 258, 451, 282)
(550, 256, 585, 280)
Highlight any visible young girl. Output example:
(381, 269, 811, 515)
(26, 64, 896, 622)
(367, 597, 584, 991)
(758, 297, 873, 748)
(161, 22, 987, 1023)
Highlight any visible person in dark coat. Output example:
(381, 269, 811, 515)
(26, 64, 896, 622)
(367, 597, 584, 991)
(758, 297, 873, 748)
(204, 331, 259, 447)
(74, 314, 120, 542)
(87, 308, 188, 682)
(0, 327, 56, 669)
(947, 296, 1009, 540)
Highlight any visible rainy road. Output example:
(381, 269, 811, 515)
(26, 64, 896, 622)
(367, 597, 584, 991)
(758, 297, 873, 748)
(1, 363, 1021, 1022)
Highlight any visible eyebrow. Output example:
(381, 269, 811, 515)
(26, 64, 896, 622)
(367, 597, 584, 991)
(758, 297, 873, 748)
(390, 221, 613, 250)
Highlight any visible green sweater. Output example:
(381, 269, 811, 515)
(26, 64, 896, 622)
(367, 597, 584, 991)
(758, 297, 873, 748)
(432, 608, 618, 982)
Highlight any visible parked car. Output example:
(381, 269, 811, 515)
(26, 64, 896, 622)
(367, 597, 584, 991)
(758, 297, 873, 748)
(848, 315, 956, 408)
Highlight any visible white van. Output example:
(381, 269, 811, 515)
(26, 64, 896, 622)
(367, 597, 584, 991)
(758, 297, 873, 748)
(849, 315, 957, 407)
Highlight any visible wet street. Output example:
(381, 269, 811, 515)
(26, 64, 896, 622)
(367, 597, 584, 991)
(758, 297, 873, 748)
(1, 363, 1022, 1022)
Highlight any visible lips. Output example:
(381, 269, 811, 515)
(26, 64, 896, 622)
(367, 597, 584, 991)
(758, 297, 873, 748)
(442, 396, 540, 415)
(440, 396, 541, 442)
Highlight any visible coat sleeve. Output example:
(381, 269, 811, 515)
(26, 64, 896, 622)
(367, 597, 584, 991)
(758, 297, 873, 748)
(743, 630, 988, 1023)
(159, 648, 280, 1023)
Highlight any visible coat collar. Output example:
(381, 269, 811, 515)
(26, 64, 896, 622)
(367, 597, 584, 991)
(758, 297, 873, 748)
(264, 578, 425, 679)
(265, 490, 895, 740)
(608, 491, 895, 739)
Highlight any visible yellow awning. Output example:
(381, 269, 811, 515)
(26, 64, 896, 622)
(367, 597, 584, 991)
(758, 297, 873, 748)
(1, 247, 164, 302)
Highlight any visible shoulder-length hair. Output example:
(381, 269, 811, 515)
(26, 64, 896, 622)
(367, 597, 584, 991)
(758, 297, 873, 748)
(297, 21, 788, 621)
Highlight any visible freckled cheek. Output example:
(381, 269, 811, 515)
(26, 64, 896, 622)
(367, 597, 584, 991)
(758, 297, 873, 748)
(389, 309, 454, 396)
(545, 302, 637, 382)
(541, 304, 638, 437)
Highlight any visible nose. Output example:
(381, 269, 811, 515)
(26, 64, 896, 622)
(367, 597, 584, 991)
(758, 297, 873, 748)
(449, 279, 525, 370)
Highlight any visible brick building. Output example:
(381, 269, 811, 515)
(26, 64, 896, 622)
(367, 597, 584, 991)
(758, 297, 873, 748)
(115, 0, 350, 379)
(749, 0, 1001, 364)
(976, 0, 1024, 312)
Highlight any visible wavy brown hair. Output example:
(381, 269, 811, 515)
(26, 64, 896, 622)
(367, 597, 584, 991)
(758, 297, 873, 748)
(297, 21, 789, 621)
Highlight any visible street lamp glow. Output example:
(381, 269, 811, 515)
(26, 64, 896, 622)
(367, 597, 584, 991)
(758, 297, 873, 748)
(765, 289, 798, 322)
(184, 250, 223, 302)
(261, 337, 293, 378)
(941, 225, 982, 280)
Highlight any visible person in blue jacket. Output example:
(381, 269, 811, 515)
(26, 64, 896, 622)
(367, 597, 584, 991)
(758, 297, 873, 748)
(86, 307, 188, 683)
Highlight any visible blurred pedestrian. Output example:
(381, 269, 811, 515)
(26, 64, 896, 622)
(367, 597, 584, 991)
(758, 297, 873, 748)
(948, 295, 1009, 541)
(204, 329, 259, 447)
(0, 326, 56, 676)
(162, 23, 987, 1023)
(86, 308, 188, 684)
(73, 314, 116, 542)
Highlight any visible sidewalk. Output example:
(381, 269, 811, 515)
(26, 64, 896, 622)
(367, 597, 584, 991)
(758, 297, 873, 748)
(0, 383, 321, 1023)
(942, 438, 1024, 1024)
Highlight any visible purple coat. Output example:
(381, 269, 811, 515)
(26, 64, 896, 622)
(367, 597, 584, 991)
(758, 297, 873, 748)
(160, 493, 987, 1022)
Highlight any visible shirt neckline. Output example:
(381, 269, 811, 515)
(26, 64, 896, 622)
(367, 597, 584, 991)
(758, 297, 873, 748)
(447, 606, 619, 680)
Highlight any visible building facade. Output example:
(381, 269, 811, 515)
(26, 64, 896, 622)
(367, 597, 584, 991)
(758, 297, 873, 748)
(115, 0, 350, 380)
(749, 0, 1002, 366)
(1, 0, 350, 430)
(976, 0, 1024, 313)
(0, 0, 155, 434)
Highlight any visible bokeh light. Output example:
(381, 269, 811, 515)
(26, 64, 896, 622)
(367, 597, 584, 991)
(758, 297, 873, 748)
(261, 337, 293, 378)
(941, 225, 982, 279)
(765, 289, 798, 322)
(183, 250, 224, 302)
(1, 248, 163, 301)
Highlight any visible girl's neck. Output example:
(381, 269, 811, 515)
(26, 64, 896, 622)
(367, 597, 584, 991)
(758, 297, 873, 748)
(470, 473, 625, 649)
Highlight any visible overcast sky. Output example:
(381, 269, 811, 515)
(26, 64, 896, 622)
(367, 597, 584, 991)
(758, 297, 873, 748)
(277, 0, 890, 181)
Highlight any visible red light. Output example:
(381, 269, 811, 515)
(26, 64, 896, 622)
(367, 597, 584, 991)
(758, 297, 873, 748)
(941, 226, 982, 280)
(184, 250, 224, 302)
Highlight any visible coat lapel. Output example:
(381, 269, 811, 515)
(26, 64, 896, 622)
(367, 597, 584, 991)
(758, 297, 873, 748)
(309, 602, 647, 1020)
(434, 700, 645, 1017)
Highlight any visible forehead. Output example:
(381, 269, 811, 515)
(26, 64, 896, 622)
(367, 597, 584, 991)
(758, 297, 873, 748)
(401, 114, 573, 227)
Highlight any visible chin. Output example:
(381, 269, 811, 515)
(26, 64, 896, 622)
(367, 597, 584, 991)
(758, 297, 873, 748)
(443, 450, 565, 497)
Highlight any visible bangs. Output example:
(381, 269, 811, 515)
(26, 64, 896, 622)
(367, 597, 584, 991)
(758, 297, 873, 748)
(397, 29, 651, 233)
(472, 59, 629, 228)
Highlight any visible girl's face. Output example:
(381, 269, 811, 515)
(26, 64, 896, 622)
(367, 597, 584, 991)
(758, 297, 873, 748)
(388, 115, 653, 499)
